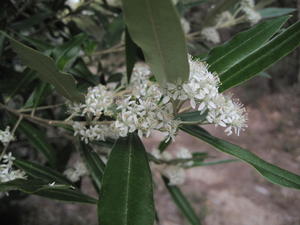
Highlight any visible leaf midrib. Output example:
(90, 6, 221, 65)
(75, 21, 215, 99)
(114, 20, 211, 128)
(221, 26, 300, 85)
(124, 136, 133, 225)
(145, 0, 168, 84)
(209, 19, 282, 73)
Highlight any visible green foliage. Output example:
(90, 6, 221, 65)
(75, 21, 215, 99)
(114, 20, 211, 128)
(121, 0, 189, 86)
(181, 125, 300, 189)
(3, 33, 84, 102)
(207, 16, 289, 75)
(219, 20, 300, 92)
(98, 134, 155, 225)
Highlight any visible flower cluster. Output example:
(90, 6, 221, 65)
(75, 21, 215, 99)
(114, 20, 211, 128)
(0, 153, 26, 183)
(241, 0, 261, 25)
(64, 161, 88, 182)
(70, 56, 247, 143)
(0, 127, 15, 146)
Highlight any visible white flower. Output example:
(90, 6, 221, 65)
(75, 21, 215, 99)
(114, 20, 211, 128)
(240, 0, 261, 25)
(201, 27, 221, 44)
(181, 18, 190, 34)
(176, 148, 192, 159)
(243, 7, 261, 25)
(0, 127, 15, 146)
(83, 84, 114, 117)
(64, 161, 88, 182)
(0, 153, 26, 183)
(164, 165, 186, 185)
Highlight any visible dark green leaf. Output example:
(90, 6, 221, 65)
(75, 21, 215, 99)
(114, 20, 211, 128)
(36, 188, 98, 204)
(0, 179, 97, 204)
(98, 134, 155, 225)
(16, 120, 57, 167)
(187, 159, 238, 168)
(23, 82, 51, 109)
(3, 32, 84, 102)
(181, 125, 300, 189)
(53, 33, 87, 70)
(79, 142, 105, 193)
(125, 28, 139, 83)
(122, 0, 189, 86)
(162, 176, 202, 225)
(176, 111, 207, 124)
(0, 179, 69, 193)
(258, 8, 296, 19)
(219, 20, 300, 92)
(14, 159, 72, 185)
(207, 16, 289, 75)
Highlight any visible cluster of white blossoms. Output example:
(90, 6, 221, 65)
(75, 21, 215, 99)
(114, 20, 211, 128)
(0, 127, 15, 146)
(70, 56, 247, 142)
(0, 153, 26, 183)
(201, 27, 221, 44)
(64, 161, 88, 182)
(151, 147, 193, 185)
(240, 0, 261, 25)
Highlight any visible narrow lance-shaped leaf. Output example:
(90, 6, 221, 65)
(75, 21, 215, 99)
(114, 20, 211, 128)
(15, 119, 57, 167)
(1, 32, 84, 102)
(121, 0, 189, 86)
(14, 159, 73, 185)
(79, 142, 105, 193)
(0, 179, 97, 204)
(162, 176, 202, 225)
(206, 16, 289, 75)
(219, 20, 300, 92)
(125, 28, 139, 83)
(98, 134, 155, 225)
(258, 8, 296, 19)
(180, 125, 300, 189)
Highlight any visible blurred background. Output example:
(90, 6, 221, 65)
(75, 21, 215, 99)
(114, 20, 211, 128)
(1, 0, 300, 224)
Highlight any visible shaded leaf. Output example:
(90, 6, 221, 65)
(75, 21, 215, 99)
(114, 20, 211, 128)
(0, 179, 97, 204)
(14, 159, 72, 185)
(79, 142, 105, 193)
(16, 120, 57, 167)
(181, 125, 300, 189)
(125, 28, 139, 83)
(2, 32, 84, 102)
(98, 134, 155, 225)
(122, 0, 189, 86)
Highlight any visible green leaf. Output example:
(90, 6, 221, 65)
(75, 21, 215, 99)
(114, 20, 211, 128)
(207, 16, 289, 75)
(0, 179, 69, 193)
(180, 125, 300, 189)
(16, 120, 57, 167)
(187, 159, 238, 168)
(35, 188, 97, 204)
(219, 20, 300, 92)
(125, 28, 139, 83)
(121, 0, 189, 86)
(2, 32, 84, 102)
(14, 159, 72, 185)
(0, 179, 97, 204)
(176, 111, 207, 124)
(53, 33, 87, 70)
(258, 8, 296, 19)
(98, 134, 155, 225)
(162, 176, 202, 225)
(79, 142, 105, 193)
(23, 82, 51, 109)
